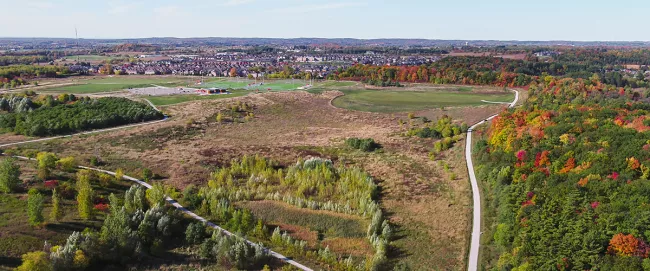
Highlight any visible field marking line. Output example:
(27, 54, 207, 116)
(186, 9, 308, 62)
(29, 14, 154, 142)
(466, 89, 518, 271)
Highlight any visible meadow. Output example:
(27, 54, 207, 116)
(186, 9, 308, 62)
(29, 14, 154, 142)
(332, 89, 514, 113)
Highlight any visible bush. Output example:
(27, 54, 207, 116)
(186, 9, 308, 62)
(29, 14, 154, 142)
(186, 222, 207, 245)
(56, 157, 77, 172)
(16, 251, 51, 271)
(346, 137, 381, 152)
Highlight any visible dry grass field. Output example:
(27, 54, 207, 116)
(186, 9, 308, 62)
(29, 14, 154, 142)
(0, 89, 513, 270)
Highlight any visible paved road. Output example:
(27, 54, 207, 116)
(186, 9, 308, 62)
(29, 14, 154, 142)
(466, 89, 519, 271)
(0, 100, 314, 271)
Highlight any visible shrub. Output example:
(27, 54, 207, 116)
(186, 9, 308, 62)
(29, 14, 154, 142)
(98, 173, 112, 187)
(16, 251, 51, 271)
(185, 222, 207, 245)
(114, 169, 124, 182)
(141, 168, 153, 181)
(346, 137, 381, 152)
(56, 157, 76, 172)
(37, 152, 57, 180)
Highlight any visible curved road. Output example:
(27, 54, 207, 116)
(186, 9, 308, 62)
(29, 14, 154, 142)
(466, 89, 519, 271)
(0, 99, 314, 271)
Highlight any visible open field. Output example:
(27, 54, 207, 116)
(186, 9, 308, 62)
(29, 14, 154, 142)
(39, 76, 194, 94)
(201, 78, 307, 91)
(144, 90, 249, 106)
(60, 55, 113, 61)
(332, 88, 514, 112)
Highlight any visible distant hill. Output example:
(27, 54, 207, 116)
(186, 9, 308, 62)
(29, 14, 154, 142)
(1, 37, 650, 48)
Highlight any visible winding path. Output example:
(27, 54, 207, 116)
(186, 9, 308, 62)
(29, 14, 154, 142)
(0, 99, 314, 271)
(466, 89, 519, 271)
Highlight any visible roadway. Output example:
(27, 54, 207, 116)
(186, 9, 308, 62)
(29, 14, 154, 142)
(466, 89, 519, 271)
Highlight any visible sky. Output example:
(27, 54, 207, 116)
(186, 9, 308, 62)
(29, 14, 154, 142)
(0, 0, 648, 41)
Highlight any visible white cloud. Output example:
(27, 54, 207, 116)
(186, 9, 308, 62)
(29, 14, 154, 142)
(219, 0, 255, 7)
(269, 2, 366, 14)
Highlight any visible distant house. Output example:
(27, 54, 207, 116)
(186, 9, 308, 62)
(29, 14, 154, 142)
(144, 69, 156, 75)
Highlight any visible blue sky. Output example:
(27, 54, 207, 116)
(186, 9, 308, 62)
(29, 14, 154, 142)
(0, 0, 647, 41)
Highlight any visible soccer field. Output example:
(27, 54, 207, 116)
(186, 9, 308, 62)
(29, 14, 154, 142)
(332, 89, 514, 113)
(201, 78, 307, 91)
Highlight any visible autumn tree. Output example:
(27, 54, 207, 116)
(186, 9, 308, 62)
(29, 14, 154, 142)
(56, 156, 77, 172)
(609, 233, 639, 256)
(76, 170, 94, 220)
(50, 188, 63, 221)
(0, 157, 21, 193)
(36, 152, 57, 180)
(229, 67, 237, 77)
(16, 251, 52, 271)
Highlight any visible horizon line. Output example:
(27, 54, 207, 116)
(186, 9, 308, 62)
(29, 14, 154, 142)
(0, 36, 649, 43)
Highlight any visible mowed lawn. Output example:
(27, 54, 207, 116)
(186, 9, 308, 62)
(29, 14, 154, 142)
(145, 90, 249, 106)
(202, 78, 306, 91)
(332, 89, 514, 113)
(40, 77, 192, 94)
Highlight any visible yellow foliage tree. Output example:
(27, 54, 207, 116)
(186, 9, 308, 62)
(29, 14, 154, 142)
(16, 251, 52, 271)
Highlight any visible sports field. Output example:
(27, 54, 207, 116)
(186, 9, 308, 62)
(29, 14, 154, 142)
(332, 89, 514, 113)
(39, 77, 193, 94)
(62, 55, 113, 61)
(201, 78, 306, 91)
(145, 90, 249, 106)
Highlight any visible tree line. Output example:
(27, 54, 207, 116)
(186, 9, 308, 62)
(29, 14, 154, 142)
(0, 97, 163, 136)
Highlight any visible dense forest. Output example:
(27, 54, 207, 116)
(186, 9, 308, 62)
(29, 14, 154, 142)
(475, 77, 650, 270)
(0, 65, 70, 88)
(0, 96, 163, 136)
(329, 55, 648, 88)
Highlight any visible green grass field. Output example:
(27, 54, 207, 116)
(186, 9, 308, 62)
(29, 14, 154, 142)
(201, 78, 306, 91)
(40, 77, 192, 94)
(145, 90, 249, 106)
(307, 81, 358, 94)
(332, 89, 514, 113)
(61, 55, 113, 61)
